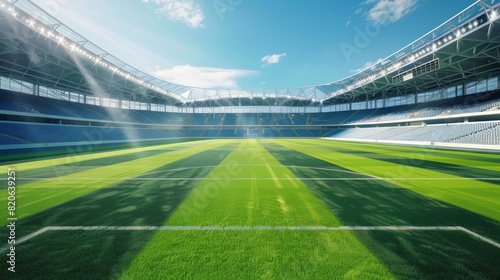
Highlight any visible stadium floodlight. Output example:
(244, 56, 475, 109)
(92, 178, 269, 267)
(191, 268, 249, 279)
(7, 7, 16, 17)
(489, 10, 498, 21)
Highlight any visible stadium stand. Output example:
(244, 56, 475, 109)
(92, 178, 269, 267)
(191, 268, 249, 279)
(1, 86, 500, 148)
(1, 0, 500, 153)
(327, 122, 500, 146)
(357, 91, 500, 124)
(0, 122, 186, 145)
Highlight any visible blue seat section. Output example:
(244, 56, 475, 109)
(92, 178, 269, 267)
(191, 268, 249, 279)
(0, 89, 190, 125)
(1, 89, 500, 146)
(238, 114, 260, 126)
(309, 111, 366, 125)
(0, 133, 28, 145)
(0, 89, 105, 119)
(200, 129, 219, 138)
(187, 129, 200, 137)
(326, 121, 500, 145)
(3, 89, 500, 127)
(0, 122, 186, 144)
(222, 114, 238, 125)
(217, 129, 237, 137)
(295, 129, 314, 137)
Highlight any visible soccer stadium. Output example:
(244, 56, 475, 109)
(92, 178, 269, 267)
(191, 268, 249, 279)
(1, 0, 500, 279)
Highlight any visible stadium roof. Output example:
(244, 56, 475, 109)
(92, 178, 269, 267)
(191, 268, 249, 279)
(0, 0, 500, 107)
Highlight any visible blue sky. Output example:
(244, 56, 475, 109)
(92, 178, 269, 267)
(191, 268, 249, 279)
(32, 0, 478, 89)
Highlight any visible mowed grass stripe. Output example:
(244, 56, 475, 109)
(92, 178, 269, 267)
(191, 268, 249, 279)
(275, 139, 500, 222)
(315, 140, 500, 176)
(330, 140, 500, 171)
(121, 231, 396, 280)
(166, 139, 339, 226)
(0, 147, 238, 280)
(0, 140, 235, 224)
(265, 140, 500, 278)
(263, 142, 500, 234)
(316, 140, 500, 188)
(0, 140, 197, 173)
(13, 149, 179, 185)
(120, 140, 395, 279)
(322, 141, 500, 183)
(14, 146, 239, 231)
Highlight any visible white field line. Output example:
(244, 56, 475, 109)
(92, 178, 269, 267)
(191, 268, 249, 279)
(18, 177, 500, 181)
(14, 227, 52, 244)
(2, 225, 499, 250)
(14, 163, 499, 183)
(458, 226, 500, 248)
(80, 165, 371, 178)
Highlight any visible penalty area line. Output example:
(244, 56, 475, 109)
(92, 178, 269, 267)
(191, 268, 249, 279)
(2, 225, 499, 250)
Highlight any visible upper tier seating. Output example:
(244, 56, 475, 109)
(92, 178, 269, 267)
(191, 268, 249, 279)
(327, 121, 500, 145)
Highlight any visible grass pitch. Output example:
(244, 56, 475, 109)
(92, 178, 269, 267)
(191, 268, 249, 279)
(0, 139, 499, 279)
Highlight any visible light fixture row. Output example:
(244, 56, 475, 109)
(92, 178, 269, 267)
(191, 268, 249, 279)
(0, 1, 178, 99)
(327, 10, 496, 101)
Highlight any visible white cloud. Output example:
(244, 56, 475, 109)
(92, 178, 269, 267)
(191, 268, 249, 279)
(363, 0, 419, 26)
(261, 53, 287, 67)
(350, 58, 384, 73)
(146, 0, 205, 28)
(152, 65, 257, 88)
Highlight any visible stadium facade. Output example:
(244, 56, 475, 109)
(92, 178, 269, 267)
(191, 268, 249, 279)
(0, 0, 499, 150)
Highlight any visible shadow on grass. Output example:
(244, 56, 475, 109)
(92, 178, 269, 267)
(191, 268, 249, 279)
(337, 141, 500, 165)
(264, 142, 500, 279)
(9, 149, 179, 186)
(0, 138, 203, 164)
(332, 146, 500, 186)
(0, 145, 236, 280)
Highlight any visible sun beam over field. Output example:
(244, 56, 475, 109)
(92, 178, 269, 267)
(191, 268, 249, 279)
(1, 0, 500, 279)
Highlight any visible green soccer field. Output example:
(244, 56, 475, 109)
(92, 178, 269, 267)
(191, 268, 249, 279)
(1, 139, 499, 279)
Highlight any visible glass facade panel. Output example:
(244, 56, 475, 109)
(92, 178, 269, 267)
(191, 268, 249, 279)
(0, 75, 498, 114)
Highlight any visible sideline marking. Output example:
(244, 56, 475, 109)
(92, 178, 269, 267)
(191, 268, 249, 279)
(3, 225, 499, 250)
